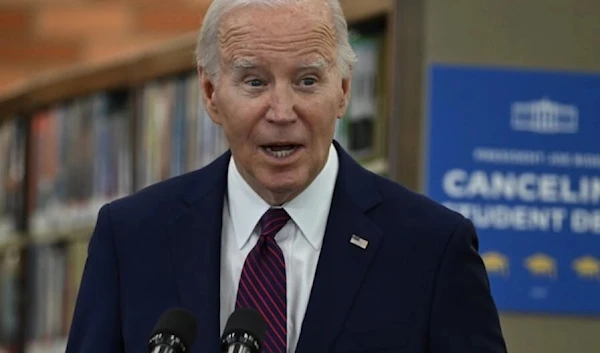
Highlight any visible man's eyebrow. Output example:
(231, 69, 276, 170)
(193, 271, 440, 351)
(230, 57, 330, 71)
(231, 58, 258, 70)
(299, 58, 329, 70)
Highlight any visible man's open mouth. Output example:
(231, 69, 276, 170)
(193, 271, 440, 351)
(261, 144, 301, 159)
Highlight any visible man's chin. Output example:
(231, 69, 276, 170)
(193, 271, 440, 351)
(265, 181, 301, 195)
(259, 178, 306, 205)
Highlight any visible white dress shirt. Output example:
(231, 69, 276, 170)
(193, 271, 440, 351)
(220, 144, 339, 352)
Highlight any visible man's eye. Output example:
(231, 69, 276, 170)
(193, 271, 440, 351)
(246, 79, 264, 87)
(301, 77, 317, 86)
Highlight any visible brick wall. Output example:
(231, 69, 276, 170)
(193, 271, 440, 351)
(0, 0, 211, 93)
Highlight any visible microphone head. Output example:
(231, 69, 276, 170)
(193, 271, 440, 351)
(149, 308, 197, 353)
(221, 308, 267, 352)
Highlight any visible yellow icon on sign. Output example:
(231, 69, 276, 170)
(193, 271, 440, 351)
(524, 253, 557, 279)
(572, 256, 600, 281)
(481, 251, 509, 277)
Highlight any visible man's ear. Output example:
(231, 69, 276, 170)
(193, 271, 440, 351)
(198, 67, 222, 125)
(337, 74, 352, 119)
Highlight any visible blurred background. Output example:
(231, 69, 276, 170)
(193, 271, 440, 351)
(0, 0, 599, 352)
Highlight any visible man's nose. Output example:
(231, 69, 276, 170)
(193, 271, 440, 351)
(265, 83, 298, 124)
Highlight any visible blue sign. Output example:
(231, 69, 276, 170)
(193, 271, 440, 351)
(424, 64, 600, 315)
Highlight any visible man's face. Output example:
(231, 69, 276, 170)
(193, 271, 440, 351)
(200, 2, 351, 205)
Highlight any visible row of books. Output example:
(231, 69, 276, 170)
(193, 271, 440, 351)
(0, 240, 88, 353)
(0, 246, 20, 353)
(335, 32, 384, 158)
(23, 240, 87, 353)
(136, 74, 229, 190)
(27, 91, 133, 239)
(0, 118, 26, 246)
(0, 240, 89, 353)
(0, 239, 88, 353)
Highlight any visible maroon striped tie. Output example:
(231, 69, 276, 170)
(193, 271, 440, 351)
(235, 208, 289, 353)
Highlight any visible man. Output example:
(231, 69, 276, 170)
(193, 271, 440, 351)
(66, 0, 507, 352)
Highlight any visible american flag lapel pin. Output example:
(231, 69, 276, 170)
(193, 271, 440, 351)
(350, 234, 369, 249)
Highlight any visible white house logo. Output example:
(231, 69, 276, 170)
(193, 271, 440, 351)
(511, 97, 579, 134)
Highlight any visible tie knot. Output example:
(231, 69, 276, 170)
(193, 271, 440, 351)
(260, 208, 290, 238)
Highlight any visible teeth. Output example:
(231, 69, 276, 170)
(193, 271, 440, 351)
(265, 146, 297, 158)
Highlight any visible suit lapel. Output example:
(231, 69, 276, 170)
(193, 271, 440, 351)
(295, 143, 383, 353)
(167, 152, 230, 353)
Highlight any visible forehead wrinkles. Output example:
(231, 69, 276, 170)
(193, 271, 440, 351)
(217, 9, 337, 65)
(220, 25, 336, 62)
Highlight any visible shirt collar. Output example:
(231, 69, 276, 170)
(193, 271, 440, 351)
(226, 144, 339, 250)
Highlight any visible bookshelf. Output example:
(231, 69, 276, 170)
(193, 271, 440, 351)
(0, 1, 398, 353)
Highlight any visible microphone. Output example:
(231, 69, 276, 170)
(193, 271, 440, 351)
(148, 308, 198, 353)
(220, 308, 267, 353)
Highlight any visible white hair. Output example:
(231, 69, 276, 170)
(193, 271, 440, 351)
(195, 0, 356, 81)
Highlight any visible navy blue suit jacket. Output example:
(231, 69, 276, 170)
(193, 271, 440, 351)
(66, 142, 507, 353)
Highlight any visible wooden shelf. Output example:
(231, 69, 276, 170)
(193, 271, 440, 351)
(362, 156, 389, 175)
(0, 0, 392, 122)
(0, 233, 26, 252)
(0, 227, 93, 252)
